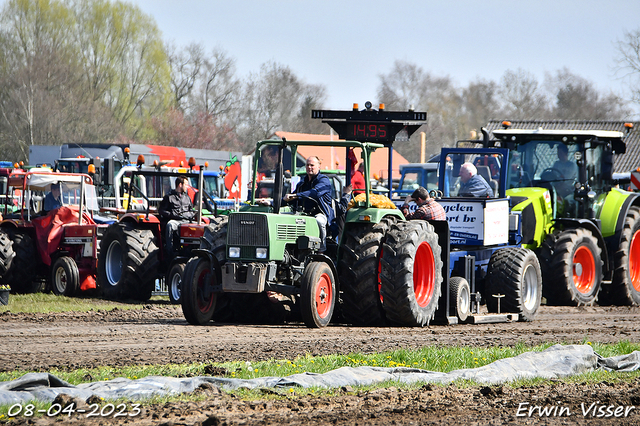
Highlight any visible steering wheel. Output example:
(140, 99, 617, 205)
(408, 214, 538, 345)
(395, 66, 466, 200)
(540, 167, 564, 182)
(291, 194, 321, 216)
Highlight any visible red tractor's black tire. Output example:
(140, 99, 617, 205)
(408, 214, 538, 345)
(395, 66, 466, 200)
(0, 230, 15, 278)
(167, 261, 186, 305)
(600, 206, 640, 306)
(379, 220, 443, 327)
(51, 256, 80, 296)
(486, 247, 542, 322)
(8, 232, 43, 293)
(300, 261, 336, 328)
(98, 223, 159, 301)
(181, 256, 216, 325)
(337, 216, 398, 326)
(541, 228, 603, 306)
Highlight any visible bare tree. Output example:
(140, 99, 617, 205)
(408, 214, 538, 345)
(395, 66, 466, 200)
(545, 68, 631, 120)
(377, 60, 463, 162)
(615, 28, 640, 110)
(190, 47, 241, 120)
(498, 68, 549, 119)
(166, 41, 204, 112)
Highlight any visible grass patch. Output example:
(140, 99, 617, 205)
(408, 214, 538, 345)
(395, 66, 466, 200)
(0, 293, 168, 313)
(1, 341, 639, 418)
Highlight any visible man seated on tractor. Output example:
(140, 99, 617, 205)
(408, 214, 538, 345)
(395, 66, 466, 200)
(552, 144, 578, 198)
(159, 176, 195, 255)
(43, 183, 62, 212)
(401, 186, 446, 221)
(458, 162, 493, 197)
(283, 155, 334, 252)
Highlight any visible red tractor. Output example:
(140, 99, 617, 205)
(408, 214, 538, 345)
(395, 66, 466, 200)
(97, 158, 213, 302)
(0, 169, 110, 295)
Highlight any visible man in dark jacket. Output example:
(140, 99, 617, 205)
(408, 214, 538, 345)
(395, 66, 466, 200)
(283, 156, 334, 252)
(159, 176, 195, 255)
(458, 162, 493, 197)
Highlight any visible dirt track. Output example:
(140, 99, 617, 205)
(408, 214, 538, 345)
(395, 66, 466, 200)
(2, 304, 640, 425)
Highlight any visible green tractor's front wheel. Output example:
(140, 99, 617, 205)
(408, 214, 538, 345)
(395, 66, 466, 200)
(542, 228, 603, 306)
(181, 256, 217, 325)
(300, 261, 335, 328)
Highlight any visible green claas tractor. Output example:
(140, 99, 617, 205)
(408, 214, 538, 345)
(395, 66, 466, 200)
(489, 122, 640, 306)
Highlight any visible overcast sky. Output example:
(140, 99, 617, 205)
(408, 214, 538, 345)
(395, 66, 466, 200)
(131, 1, 639, 111)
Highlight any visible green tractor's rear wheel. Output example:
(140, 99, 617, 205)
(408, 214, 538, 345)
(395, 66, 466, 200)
(181, 256, 217, 325)
(379, 220, 443, 326)
(338, 216, 398, 326)
(300, 261, 335, 328)
(600, 206, 640, 306)
(486, 247, 542, 322)
(541, 229, 602, 306)
(199, 216, 233, 321)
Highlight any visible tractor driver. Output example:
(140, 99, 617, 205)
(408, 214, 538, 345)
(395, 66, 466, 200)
(44, 183, 62, 212)
(283, 156, 334, 252)
(159, 176, 195, 256)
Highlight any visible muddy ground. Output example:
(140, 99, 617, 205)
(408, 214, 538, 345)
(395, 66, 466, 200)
(1, 304, 640, 425)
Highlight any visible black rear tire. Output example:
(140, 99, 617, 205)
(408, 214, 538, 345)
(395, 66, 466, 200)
(98, 223, 159, 301)
(380, 221, 443, 327)
(181, 256, 217, 325)
(167, 261, 185, 304)
(486, 247, 542, 322)
(300, 261, 335, 328)
(541, 229, 602, 306)
(8, 232, 42, 293)
(51, 256, 79, 296)
(337, 216, 398, 326)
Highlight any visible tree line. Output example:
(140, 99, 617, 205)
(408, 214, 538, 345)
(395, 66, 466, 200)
(1, 0, 639, 164)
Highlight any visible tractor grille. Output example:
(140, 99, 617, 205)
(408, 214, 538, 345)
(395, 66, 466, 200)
(276, 224, 306, 240)
(228, 213, 268, 246)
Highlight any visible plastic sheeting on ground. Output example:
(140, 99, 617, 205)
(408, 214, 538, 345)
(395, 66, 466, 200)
(1, 344, 639, 405)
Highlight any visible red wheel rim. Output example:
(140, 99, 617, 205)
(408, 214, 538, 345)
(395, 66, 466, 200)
(630, 231, 640, 292)
(413, 241, 435, 308)
(197, 268, 214, 313)
(573, 245, 596, 294)
(315, 272, 332, 319)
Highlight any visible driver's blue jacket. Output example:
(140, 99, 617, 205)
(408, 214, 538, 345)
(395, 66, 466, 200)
(289, 173, 335, 224)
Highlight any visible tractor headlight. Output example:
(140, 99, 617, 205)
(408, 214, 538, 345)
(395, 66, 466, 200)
(256, 248, 268, 259)
(229, 247, 241, 258)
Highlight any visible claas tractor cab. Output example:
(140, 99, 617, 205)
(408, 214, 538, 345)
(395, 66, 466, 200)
(0, 171, 106, 296)
(97, 155, 217, 303)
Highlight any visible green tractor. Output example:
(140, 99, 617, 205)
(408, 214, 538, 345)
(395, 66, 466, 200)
(180, 104, 445, 327)
(489, 122, 640, 306)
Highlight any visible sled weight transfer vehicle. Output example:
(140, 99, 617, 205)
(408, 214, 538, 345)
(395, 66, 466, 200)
(181, 102, 543, 328)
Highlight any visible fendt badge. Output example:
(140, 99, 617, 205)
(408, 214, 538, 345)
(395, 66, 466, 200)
(240, 220, 255, 225)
